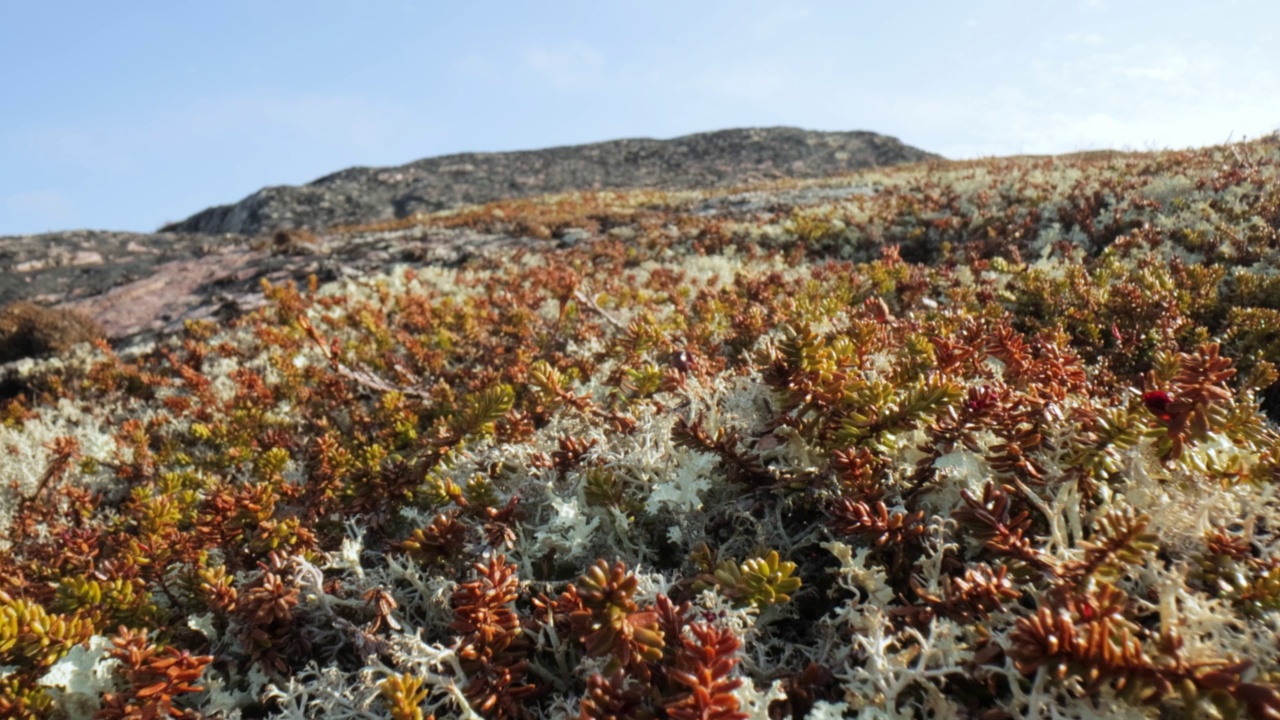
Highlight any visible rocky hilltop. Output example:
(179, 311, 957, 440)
(2, 127, 937, 346)
(161, 127, 939, 235)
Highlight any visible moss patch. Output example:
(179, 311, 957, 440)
(0, 302, 103, 364)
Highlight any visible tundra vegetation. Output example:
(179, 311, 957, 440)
(3, 135, 1280, 719)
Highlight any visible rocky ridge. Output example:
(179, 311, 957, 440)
(1, 127, 934, 350)
(160, 127, 938, 235)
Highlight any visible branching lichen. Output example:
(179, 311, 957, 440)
(3, 136, 1280, 718)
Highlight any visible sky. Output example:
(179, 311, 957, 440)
(2, 1, 1278, 236)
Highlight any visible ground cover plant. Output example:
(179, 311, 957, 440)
(3, 134, 1280, 719)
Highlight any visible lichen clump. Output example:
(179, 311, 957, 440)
(3, 136, 1280, 719)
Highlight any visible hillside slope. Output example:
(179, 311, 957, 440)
(160, 127, 939, 235)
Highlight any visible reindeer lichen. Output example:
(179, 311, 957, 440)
(3, 135, 1280, 718)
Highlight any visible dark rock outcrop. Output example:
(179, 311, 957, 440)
(0, 230, 246, 307)
(161, 127, 940, 235)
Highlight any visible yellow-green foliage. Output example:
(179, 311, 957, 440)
(0, 594, 93, 669)
(379, 673, 431, 720)
(698, 549, 803, 609)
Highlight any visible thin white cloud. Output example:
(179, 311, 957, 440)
(3, 190, 75, 230)
(748, 5, 812, 38)
(1121, 52, 1192, 83)
(525, 42, 605, 90)
(18, 128, 131, 171)
(152, 93, 422, 151)
(932, 38, 1278, 156)
(675, 32, 1279, 159)
(9, 92, 432, 175)
(453, 51, 498, 79)
(1065, 32, 1105, 45)
(697, 61, 792, 104)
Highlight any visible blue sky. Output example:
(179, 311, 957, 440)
(2, 1, 1277, 236)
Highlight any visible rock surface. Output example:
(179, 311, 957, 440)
(160, 127, 939, 235)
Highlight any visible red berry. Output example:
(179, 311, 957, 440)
(1143, 391, 1174, 421)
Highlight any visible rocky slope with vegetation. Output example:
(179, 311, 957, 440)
(3, 131, 1280, 719)
(1, 128, 932, 350)
(159, 127, 938, 236)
